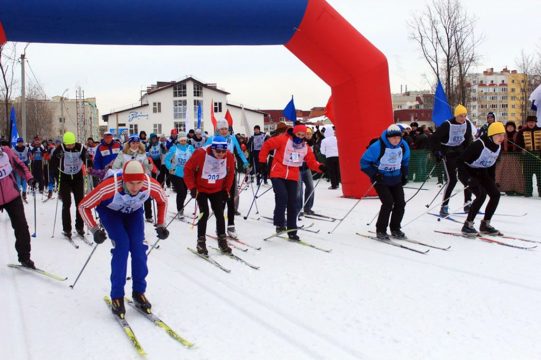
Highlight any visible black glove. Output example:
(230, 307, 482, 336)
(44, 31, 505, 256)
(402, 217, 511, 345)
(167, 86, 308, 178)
(189, 188, 197, 198)
(258, 162, 267, 177)
(434, 151, 444, 163)
(92, 228, 107, 244)
(371, 172, 383, 184)
(27, 178, 35, 188)
(401, 173, 408, 186)
(318, 164, 327, 173)
(156, 225, 169, 240)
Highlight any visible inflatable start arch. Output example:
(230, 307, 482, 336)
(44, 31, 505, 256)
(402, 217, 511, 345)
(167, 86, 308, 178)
(0, 0, 392, 198)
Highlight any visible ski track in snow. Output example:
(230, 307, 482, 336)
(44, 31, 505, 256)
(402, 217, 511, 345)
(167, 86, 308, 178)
(3, 181, 541, 359)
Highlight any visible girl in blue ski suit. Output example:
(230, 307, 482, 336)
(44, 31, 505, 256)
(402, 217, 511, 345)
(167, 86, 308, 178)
(164, 133, 195, 216)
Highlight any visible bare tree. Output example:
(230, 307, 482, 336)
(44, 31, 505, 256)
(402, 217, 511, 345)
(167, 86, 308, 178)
(516, 50, 541, 123)
(409, 0, 481, 105)
(15, 83, 53, 139)
(0, 43, 19, 138)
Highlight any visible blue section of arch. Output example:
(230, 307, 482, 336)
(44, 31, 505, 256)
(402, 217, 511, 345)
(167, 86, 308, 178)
(1, 0, 308, 45)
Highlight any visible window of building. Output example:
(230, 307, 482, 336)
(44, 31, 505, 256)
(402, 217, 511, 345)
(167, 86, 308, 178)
(501, 104, 508, 109)
(152, 123, 162, 135)
(501, 96, 508, 101)
(471, 105, 477, 110)
(511, 88, 516, 93)
(501, 87, 507, 92)
(471, 89, 476, 93)
(194, 83, 203, 97)
(512, 104, 516, 109)
(471, 97, 477, 101)
(511, 79, 515, 83)
(173, 121, 186, 132)
(490, 104, 498, 109)
(491, 96, 497, 101)
(174, 100, 187, 119)
(129, 124, 138, 135)
(173, 83, 187, 97)
(502, 112, 508, 117)
(279, 116, 286, 121)
(213, 101, 222, 113)
(152, 102, 161, 113)
(511, 96, 517, 101)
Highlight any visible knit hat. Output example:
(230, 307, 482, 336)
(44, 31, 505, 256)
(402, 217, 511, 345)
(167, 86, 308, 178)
(128, 135, 140, 144)
(211, 135, 228, 150)
(195, 129, 202, 135)
(293, 124, 307, 134)
(505, 121, 516, 129)
(454, 104, 468, 117)
(149, 133, 157, 139)
(487, 122, 505, 137)
(63, 131, 76, 145)
(386, 124, 403, 138)
(216, 119, 228, 130)
(487, 112, 496, 119)
(526, 115, 537, 122)
(276, 122, 288, 131)
(171, 128, 178, 135)
(16, 137, 24, 143)
(122, 160, 146, 182)
(178, 131, 187, 140)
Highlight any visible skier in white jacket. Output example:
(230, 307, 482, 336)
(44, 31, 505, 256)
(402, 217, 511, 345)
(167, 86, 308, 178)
(320, 125, 340, 189)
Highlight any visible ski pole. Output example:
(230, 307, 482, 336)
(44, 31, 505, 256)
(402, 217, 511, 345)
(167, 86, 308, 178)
(295, 176, 323, 220)
(69, 243, 99, 289)
(51, 173, 61, 238)
(508, 139, 541, 163)
(425, 182, 446, 208)
(251, 180, 261, 216)
(243, 181, 262, 220)
(328, 181, 376, 234)
(32, 187, 37, 238)
(402, 185, 470, 228)
(406, 163, 437, 203)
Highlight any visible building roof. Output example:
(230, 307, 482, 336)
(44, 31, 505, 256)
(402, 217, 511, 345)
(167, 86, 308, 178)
(226, 103, 267, 115)
(102, 103, 148, 122)
(146, 76, 230, 96)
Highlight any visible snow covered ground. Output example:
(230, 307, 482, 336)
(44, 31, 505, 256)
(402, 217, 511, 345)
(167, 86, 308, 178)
(2, 179, 541, 360)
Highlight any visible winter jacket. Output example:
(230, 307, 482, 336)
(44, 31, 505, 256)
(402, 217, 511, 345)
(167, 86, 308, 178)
(258, 131, 322, 182)
(50, 143, 88, 182)
(92, 139, 122, 171)
(190, 135, 207, 149)
(146, 141, 167, 162)
(461, 135, 501, 180)
(319, 126, 339, 158)
(164, 143, 195, 178)
(184, 147, 235, 194)
(112, 143, 153, 174)
(430, 118, 474, 156)
(0, 146, 33, 206)
(360, 129, 410, 186)
(516, 125, 541, 151)
(205, 134, 249, 167)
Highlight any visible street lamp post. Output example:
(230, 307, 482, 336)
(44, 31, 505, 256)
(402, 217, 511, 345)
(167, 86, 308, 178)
(60, 88, 68, 135)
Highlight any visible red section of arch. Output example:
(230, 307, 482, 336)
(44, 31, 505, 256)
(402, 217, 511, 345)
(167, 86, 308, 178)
(286, 0, 392, 198)
(0, 22, 6, 45)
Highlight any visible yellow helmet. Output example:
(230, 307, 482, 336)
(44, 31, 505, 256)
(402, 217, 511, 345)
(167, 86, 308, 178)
(487, 122, 505, 137)
(454, 104, 468, 117)
(63, 131, 76, 145)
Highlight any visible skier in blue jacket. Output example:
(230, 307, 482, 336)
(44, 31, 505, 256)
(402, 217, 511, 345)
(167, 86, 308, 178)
(361, 124, 410, 240)
(164, 132, 195, 218)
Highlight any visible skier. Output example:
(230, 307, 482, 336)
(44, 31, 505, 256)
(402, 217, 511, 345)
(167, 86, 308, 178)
(361, 124, 410, 239)
(91, 131, 122, 181)
(0, 144, 36, 268)
(183, 136, 235, 255)
(460, 122, 505, 236)
(50, 131, 88, 239)
(145, 133, 167, 220)
(29, 136, 45, 193)
(164, 132, 195, 218)
(247, 125, 269, 186)
(190, 128, 207, 149)
(430, 104, 474, 215)
(205, 119, 250, 239)
(515, 115, 541, 197)
(13, 138, 30, 202)
(320, 125, 340, 189)
(78, 160, 169, 317)
(258, 124, 325, 240)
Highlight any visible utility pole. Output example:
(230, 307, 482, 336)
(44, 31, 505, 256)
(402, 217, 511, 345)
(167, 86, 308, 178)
(20, 52, 26, 140)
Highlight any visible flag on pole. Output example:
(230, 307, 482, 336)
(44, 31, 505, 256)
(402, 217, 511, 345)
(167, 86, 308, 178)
(225, 109, 234, 127)
(210, 100, 217, 130)
(283, 96, 297, 124)
(197, 101, 202, 129)
(324, 95, 334, 122)
(241, 105, 252, 137)
(10, 106, 19, 147)
(432, 79, 453, 127)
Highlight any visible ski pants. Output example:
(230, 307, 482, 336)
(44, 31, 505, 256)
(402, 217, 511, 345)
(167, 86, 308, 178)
(442, 155, 472, 207)
(374, 182, 405, 234)
(171, 175, 188, 212)
(296, 168, 314, 213)
(250, 150, 267, 185)
(15, 172, 27, 193)
(1, 196, 32, 263)
(223, 174, 237, 226)
(466, 175, 500, 222)
(196, 191, 226, 238)
(59, 175, 84, 233)
(271, 178, 299, 234)
(99, 207, 148, 299)
(31, 160, 44, 192)
(325, 156, 341, 188)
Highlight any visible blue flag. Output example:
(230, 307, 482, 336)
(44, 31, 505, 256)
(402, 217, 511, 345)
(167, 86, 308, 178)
(432, 79, 453, 127)
(197, 101, 202, 129)
(283, 96, 296, 124)
(10, 106, 19, 147)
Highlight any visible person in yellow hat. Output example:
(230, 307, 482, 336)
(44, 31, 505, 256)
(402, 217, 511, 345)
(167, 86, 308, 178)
(50, 131, 88, 242)
(459, 122, 505, 237)
(430, 104, 474, 216)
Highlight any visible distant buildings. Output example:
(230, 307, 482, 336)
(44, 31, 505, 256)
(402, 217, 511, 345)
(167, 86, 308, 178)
(102, 76, 265, 137)
(392, 90, 435, 128)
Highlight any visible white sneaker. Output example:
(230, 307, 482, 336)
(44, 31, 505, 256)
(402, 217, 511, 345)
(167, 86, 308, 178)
(227, 225, 238, 239)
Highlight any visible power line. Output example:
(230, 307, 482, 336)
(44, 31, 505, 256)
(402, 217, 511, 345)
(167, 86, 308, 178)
(25, 59, 47, 99)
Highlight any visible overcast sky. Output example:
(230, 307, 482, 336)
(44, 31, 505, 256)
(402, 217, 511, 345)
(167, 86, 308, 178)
(11, 0, 541, 117)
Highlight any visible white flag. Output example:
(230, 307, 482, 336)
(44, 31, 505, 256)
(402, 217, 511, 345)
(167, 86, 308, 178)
(241, 105, 252, 137)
